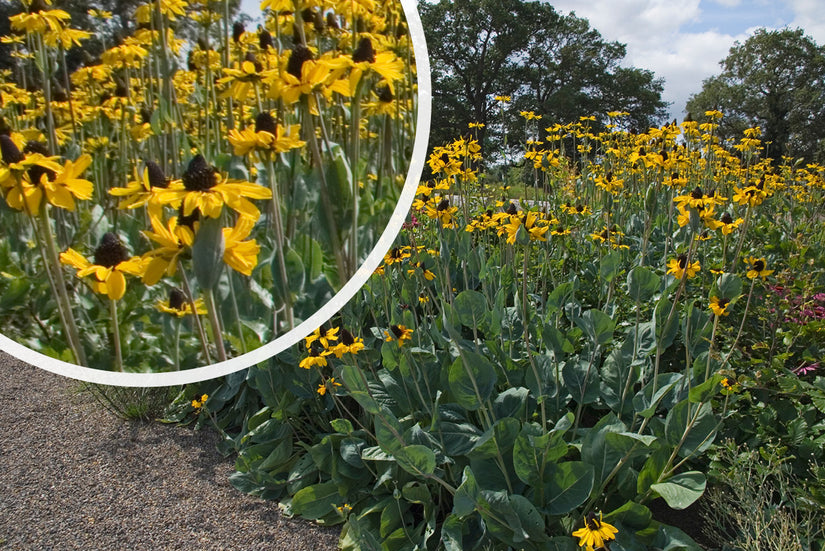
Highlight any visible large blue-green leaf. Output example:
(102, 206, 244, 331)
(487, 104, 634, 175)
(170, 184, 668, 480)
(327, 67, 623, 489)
(448, 350, 497, 410)
(290, 481, 341, 519)
(543, 461, 595, 514)
(650, 471, 706, 510)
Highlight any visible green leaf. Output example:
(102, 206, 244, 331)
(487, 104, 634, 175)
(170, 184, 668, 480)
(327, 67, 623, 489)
(715, 272, 742, 300)
(374, 406, 404, 454)
(331, 418, 354, 434)
(469, 417, 520, 460)
(272, 246, 304, 304)
(637, 445, 670, 495)
(448, 350, 497, 410)
(454, 290, 488, 329)
(633, 373, 684, 418)
(513, 422, 567, 486)
(394, 444, 436, 476)
(581, 413, 628, 487)
(650, 471, 706, 510)
(627, 266, 660, 302)
(563, 358, 601, 405)
(664, 401, 717, 458)
(290, 481, 341, 519)
(341, 364, 381, 414)
(543, 461, 595, 514)
(227, 155, 249, 180)
(688, 373, 723, 403)
(600, 250, 622, 282)
(575, 309, 616, 346)
(191, 216, 225, 290)
(453, 466, 479, 518)
(604, 501, 652, 530)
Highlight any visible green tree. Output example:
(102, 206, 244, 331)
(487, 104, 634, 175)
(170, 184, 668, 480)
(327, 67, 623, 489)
(686, 28, 825, 162)
(420, 0, 667, 157)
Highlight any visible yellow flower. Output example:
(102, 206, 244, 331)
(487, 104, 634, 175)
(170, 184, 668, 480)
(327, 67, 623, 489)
(44, 154, 95, 211)
(709, 296, 731, 317)
(60, 233, 147, 301)
(227, 114, 305, 156)
(191, 394, 209, 409)
(423, 197, 458, 228)
(305, 327, 339, 351)
(217, 58, 269, 102)
(501, 211, 549, 244)
(157, 288, 206, 317)
(267, 47, 337, 106)
(571, 513, 618, 550)
(384, 324, 413, 345)
(109, 161, 168, 214)
(9, 9, 71, 35)
(717, 212, 744, 235)
(154, 155, 272, 219)
(317, 377, 342, 396)
(744, 256, 773, 279)
(732, 184, 767, 207)
(299, 349, 329, 369)
(667, 254, 700, 280)
(140, 214, 193, 285)
(383, 246, 411, 265)
(329, 329, 365, 358)
(347, 38, 405, 94)
(222, 216, 261, 276)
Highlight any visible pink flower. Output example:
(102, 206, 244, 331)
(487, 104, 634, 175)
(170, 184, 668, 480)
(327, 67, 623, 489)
(793, 362, 819, 376)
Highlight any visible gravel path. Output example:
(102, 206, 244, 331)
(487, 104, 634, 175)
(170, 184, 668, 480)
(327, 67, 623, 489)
(0, 352, 340, 550)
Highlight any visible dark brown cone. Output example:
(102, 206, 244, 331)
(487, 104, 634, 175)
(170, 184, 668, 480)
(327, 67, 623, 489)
(326, 12, 340, 30)
(232, 21, 245, 43)
(140, 106, 153, 124)
(340, 328, 355, 346)
(259, 28, 273, 50)
(145, 160, 167, 189)
(0, 135, 23, 164)
(255, 112, 278, 135)
(287, 44, 313, 78)
(169, 288, 186, 310)
(352, 37, 375, 63)
(94, 233, 129, 268)
(182, 154, 218, 191)
(377, 86, 393, 103)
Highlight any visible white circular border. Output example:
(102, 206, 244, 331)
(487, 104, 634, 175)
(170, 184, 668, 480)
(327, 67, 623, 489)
(0, 0, 431, 387)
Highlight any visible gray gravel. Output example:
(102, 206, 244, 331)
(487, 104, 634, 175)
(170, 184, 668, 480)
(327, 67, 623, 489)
(0, 352, 340, 550)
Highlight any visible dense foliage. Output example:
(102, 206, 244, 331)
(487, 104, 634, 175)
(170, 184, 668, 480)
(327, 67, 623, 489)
(185, 108, 825, 550)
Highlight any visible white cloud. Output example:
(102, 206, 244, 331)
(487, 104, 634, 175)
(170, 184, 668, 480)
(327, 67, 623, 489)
(787, 0, 825, 43)
(548, 1, 764, 119)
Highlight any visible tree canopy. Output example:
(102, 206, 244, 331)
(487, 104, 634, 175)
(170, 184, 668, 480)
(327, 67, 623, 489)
(420, 0, 668, 155)
(686, 28, 825, 162)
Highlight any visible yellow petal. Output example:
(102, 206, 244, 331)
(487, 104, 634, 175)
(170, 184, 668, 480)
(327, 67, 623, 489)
(106, 270, 126, 300)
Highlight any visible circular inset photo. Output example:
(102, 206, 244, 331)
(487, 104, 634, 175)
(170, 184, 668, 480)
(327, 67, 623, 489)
(0, 0, 430, 385)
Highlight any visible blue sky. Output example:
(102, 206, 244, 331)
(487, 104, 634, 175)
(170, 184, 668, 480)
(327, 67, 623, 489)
(547, 0, 825, 120)
(240, 0, 825, 120)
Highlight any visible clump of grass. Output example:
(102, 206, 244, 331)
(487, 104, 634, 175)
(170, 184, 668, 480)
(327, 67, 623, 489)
(701, 440, 825, 551)
(78, 382, 181, 421)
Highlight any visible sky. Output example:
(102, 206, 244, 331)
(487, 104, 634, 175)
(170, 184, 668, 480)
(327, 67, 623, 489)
(546, 0, 825, 120)
(239, 0, 825, 121)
